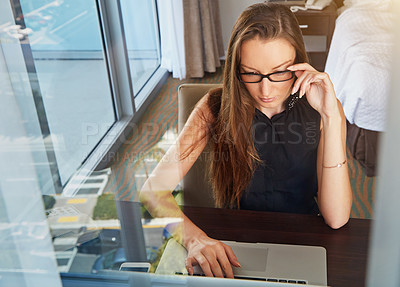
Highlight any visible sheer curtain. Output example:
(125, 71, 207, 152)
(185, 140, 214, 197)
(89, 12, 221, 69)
(158, 0, 224, 79)
(157, 0, 186, 79)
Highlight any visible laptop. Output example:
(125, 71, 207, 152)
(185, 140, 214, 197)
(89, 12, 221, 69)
(156, 239, 327, 286)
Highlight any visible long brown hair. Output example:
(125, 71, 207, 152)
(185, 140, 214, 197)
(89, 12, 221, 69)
(209, 3, 309, 208)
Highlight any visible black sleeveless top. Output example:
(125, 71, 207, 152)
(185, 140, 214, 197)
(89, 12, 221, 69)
(239, 94, 321, 215)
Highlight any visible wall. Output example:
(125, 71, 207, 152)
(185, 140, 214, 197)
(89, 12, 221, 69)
(218, 0, 343, 54)
(218, 0, 263, 55)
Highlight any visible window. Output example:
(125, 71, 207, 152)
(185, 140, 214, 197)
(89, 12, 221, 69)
(1, 0, 167, 285)
(19, 0, 116, 186)
(120, 0, 161, 97)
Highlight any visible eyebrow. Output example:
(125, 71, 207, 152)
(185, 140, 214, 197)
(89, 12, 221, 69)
(272, 60, 292, 70)
(241, 60, 292, 72)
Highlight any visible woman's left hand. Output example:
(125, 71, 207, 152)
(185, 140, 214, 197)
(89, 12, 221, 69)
(287, 63, 339, 119)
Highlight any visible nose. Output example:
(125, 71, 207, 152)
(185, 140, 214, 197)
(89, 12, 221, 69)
(259, 77, 272, 96)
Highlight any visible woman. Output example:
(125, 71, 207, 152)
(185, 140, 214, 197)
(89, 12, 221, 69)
(140, 3, 352, 279)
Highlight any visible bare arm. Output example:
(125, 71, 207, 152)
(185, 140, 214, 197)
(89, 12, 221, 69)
(316, 100, 352, 229)
(139, 94, 240, 277)
(289, 63, 352, 229)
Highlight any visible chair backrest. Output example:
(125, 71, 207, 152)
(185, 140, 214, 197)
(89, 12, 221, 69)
(178, 83, 222, 207)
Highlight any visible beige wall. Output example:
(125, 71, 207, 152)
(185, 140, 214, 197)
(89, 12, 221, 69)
(218, 0, 264, 56)
(218, 0, 338, 56)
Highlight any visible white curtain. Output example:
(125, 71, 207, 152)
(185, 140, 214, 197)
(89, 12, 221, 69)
(157, 0, 186, 79)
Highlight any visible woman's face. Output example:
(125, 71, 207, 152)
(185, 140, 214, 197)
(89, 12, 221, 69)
(239, 37, 296, 118)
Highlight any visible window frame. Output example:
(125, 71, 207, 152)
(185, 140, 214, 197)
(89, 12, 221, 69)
(56, 0, 168, 195)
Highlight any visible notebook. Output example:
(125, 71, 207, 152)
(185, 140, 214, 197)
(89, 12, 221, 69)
(156, 239, 327, 286)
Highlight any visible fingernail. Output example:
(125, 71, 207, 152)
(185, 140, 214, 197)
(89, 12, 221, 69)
(292, 87, 296, 94)
(236, 261, 241, 267)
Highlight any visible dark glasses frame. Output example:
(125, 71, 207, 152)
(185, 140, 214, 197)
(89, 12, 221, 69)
(237, 70, 295, 83)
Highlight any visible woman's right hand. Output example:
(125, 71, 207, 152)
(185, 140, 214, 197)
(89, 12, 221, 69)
(185, 233, 241, 278)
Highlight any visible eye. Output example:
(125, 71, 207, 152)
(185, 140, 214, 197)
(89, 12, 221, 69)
(269, 71, 294, 82)
(239, 72, 262, 83)
(274, 72, 289, 77)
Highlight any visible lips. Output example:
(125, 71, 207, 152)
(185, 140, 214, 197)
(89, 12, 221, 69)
(259, 96, 276, 103)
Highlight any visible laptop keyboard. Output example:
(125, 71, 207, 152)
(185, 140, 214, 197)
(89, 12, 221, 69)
(266, 278, 307, 284)
(175, 272, 308, 284)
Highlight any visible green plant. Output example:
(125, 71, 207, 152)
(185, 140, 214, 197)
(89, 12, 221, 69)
(93, 193, 118, 220)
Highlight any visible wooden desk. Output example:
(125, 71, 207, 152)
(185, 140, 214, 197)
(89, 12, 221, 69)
(184, 206, 371, 287)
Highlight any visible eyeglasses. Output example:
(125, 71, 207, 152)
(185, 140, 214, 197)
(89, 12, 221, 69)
(238, 70, 295, 83)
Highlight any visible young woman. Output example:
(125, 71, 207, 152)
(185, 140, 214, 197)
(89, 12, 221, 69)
(140, 3, 352, 279)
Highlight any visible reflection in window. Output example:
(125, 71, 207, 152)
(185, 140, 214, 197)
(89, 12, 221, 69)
(120, 0, 161, 96)
(2, 0, 168, 283)
(19, 0, 116, 185)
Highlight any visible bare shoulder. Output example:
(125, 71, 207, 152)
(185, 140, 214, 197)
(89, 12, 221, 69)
(189, 88, 222, 125)
(196, 93, 211, 112)
(186, 93, 211, 126)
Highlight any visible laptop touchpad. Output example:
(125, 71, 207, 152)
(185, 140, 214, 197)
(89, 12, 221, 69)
(230, 246, 268, 272)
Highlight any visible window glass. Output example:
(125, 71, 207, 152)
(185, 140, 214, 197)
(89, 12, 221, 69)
(2, 0, 168, 282)
(19, 0, 116, 185)
(120, 0, 161, 96)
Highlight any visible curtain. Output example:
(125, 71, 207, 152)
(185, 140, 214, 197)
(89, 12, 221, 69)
(157, 0, 224, 79)
(157, 0, 186, 79)
(183, 0, 225, 78)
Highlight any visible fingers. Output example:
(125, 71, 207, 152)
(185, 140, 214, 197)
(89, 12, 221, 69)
(202, 247, 225, 277)
(288, 64, 312, 96)
(291, 70, 330, 97)
(223, 243, 241, 268)
(292, 72, 315, 97)
(185, 257, 196, 276)
(213, 245, 234, 278)
(185, 241, 239, 278)
(288, 63, 330, 96)
(287, 62, 316, 72)
(219, 243, 241, 279)
(186, 252, 217, 277)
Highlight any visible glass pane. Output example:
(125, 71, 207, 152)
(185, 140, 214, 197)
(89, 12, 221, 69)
(3, 0, 166, 280)
(0, 2, 62, 285)
(19, 0, 116, 185)
(120, 0, 161, 95)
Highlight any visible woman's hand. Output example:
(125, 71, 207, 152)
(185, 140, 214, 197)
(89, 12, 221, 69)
(288, 63, 339, 119)
(185, 233, 241, 278)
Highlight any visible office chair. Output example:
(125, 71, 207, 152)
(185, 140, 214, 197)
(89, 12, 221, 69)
(178, 83, 222, 207)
